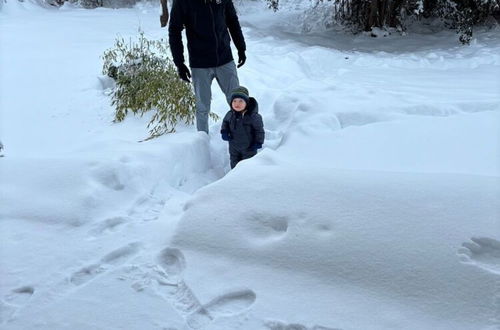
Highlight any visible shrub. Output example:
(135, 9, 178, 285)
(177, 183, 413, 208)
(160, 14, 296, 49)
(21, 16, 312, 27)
(267, 0, 500, 44)
(102, 32, 214, 139)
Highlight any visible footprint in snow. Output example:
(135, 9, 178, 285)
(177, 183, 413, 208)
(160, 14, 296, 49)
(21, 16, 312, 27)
(203, 289, 256, 317)
(70, 242, 141, 285)
(127, 190, 169, 222)
(152, 247, 257, 329)
(458, 237, 500, 275)
(157, 247, 186, 281)
(91, 165, 125, 191)
(0, 286, 35, 324)
(244, 213, 289, 244)
(154, 247, 211, 329)
(6, 286, 35, 305)
(87, 216, 129, 237)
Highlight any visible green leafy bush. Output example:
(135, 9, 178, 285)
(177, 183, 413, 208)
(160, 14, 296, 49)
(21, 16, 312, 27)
(102, 32, 216, 139)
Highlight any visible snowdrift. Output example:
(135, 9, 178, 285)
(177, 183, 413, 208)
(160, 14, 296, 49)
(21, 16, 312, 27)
(0, 133, 212, 226)
(171, 162, 500, 329)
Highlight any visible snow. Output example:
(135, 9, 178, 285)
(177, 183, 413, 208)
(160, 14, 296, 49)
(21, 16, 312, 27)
(1, 1, 500, 330)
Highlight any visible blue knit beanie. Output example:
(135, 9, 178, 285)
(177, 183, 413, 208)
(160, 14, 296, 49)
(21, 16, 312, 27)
(231, 86, 250, 103)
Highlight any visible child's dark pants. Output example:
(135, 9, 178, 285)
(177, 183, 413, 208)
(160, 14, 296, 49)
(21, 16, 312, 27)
(230, 145, 257, 169)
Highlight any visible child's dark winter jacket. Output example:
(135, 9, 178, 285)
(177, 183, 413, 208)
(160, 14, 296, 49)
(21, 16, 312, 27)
(220, 97, 264, 168)
(221, 97, 264, 150)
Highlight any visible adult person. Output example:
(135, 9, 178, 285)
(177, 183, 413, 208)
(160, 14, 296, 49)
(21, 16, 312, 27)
(167, 0, 246, 134)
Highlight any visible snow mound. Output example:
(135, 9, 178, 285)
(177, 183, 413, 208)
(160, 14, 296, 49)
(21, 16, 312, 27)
(171, 164, 500, 329)
(278, 110, 500, 176)
(0, 133, 213, 226)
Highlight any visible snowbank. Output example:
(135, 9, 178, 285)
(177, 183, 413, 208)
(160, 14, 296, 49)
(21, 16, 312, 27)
(0, 133, 212, 226)
(170, 161, 499, 329)
(277, 110, 500, 176)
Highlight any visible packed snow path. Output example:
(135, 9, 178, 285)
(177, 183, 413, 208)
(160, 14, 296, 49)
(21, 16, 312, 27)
(1, 2, 500, 330)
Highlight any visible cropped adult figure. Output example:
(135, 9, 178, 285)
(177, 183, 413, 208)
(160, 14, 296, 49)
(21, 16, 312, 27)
(168, 0, 246, 133)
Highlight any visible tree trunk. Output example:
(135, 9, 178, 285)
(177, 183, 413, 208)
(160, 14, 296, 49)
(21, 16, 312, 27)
(367, 0, 379, 30)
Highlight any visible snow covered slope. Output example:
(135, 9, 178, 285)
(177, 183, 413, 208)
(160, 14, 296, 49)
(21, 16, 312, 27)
(1, 1, 499, 330)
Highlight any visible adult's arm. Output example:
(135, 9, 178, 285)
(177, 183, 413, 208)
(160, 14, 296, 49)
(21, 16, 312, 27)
(160, 0, 169, 27)
(225, 0, 246, 52)
(168, 0, 185, 67)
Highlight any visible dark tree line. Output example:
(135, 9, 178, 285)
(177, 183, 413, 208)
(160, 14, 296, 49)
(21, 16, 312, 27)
(268, 0, 500, 44)
(47, 0, 143, 9)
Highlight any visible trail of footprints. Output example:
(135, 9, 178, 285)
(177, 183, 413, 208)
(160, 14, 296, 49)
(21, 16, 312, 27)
(4, 139, 337, 328)
(87, 193, 168, 239)
(1, 242, 141, 326)
(70, 242, 142, 285)
(86, 179, 167, 240)
(131, 247, 257, 329)
(2, 166, 171, 323)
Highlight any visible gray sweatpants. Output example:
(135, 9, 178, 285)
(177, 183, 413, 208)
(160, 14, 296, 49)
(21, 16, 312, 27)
(191, 61, 239, 133)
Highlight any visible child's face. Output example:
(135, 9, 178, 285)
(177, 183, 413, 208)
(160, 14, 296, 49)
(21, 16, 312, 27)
(232, 98, 247, 112)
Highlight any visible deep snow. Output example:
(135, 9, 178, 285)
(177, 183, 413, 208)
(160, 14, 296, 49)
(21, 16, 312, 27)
(1, 1, 499, 330)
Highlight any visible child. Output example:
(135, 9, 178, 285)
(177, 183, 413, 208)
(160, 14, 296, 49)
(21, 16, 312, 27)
(220, 86, 264, 169)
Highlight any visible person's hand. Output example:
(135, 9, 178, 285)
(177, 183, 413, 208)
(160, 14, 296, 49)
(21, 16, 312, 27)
(160, 13, 169, 27)
(221, 130, 232, 141)
(177, 64, 191, 82)
(237, 50, 246, 68)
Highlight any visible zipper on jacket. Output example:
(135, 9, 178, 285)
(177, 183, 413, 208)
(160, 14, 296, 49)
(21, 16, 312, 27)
(208, 2, 219, 66)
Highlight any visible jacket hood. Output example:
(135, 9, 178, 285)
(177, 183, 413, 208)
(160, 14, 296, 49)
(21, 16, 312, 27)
(244, 97, 258, 115)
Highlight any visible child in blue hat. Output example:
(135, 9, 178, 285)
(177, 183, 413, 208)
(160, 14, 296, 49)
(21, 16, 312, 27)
(220, 86, 264, 169)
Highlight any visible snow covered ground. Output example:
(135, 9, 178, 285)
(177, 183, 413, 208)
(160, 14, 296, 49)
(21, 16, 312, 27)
(1, 1, 499, 329)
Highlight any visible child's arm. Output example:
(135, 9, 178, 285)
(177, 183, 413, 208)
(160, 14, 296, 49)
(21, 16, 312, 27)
(251, 114, 265, 148)
(221, 112, 232, 141)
